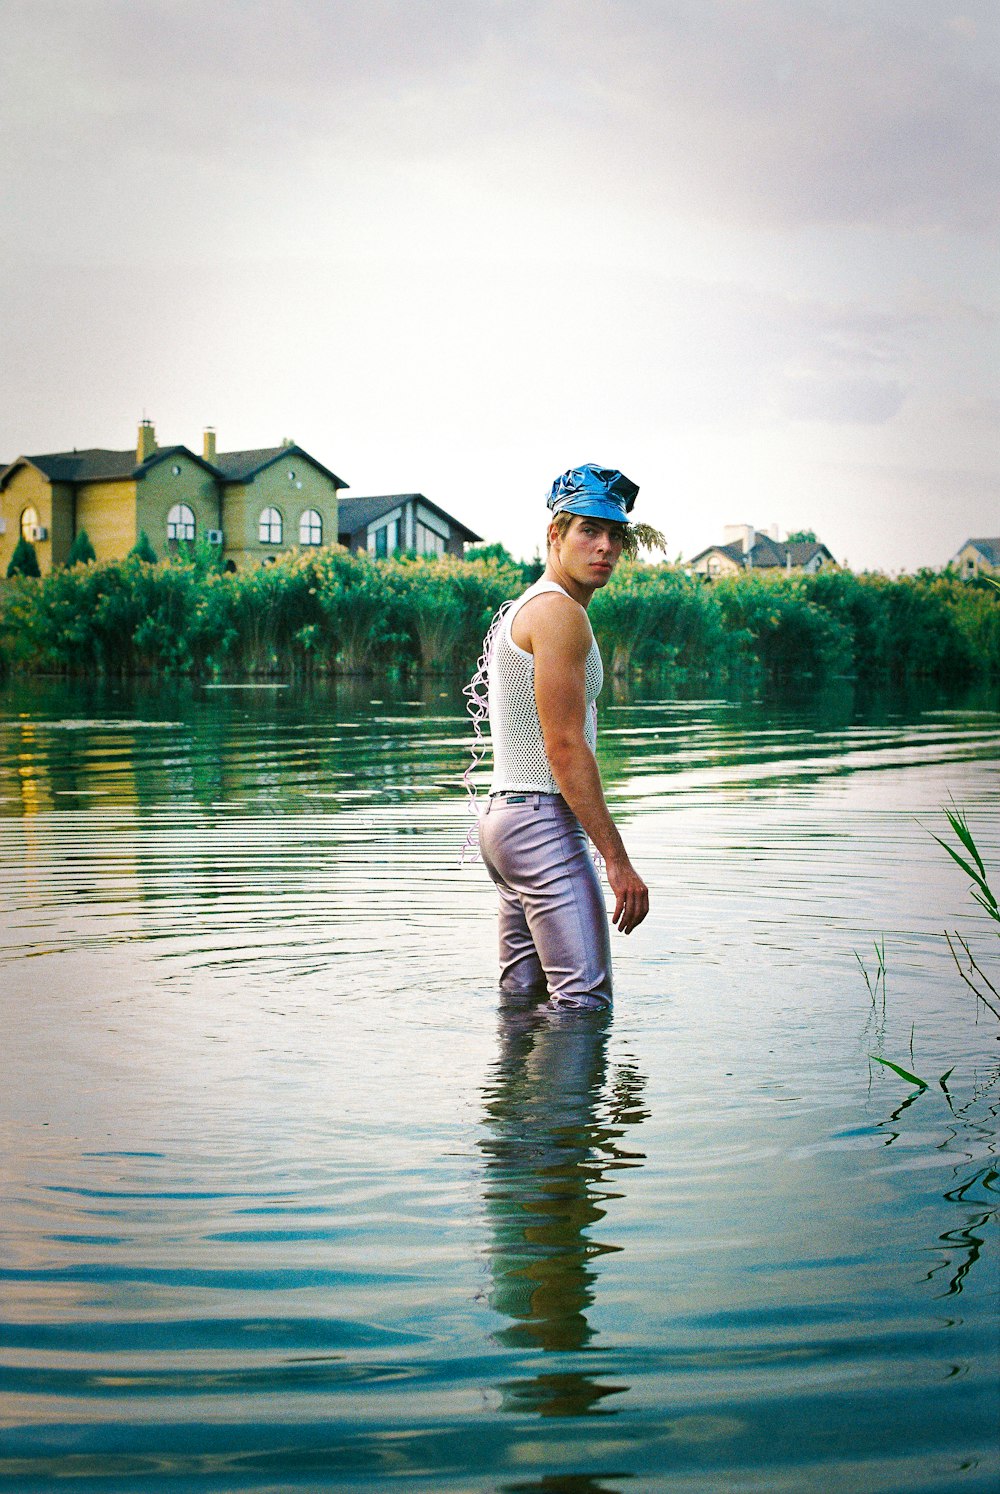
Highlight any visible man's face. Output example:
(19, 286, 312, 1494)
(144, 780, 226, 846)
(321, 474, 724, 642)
(552, 515, 625, 588)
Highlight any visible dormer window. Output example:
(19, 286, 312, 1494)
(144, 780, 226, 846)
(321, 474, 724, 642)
(171, 464, 182, 476)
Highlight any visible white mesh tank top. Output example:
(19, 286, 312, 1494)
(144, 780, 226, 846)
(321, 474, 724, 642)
(488, 579, 603, 794)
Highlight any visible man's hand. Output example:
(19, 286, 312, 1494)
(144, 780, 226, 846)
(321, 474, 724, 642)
(605, 854, 649, 934)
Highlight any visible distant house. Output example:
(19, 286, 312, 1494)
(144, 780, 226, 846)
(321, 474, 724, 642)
(0, 420, 347, 574)
(688, 524, 836, 579)
(338, 494, 481, 558)
(948, 537, 1000, 579)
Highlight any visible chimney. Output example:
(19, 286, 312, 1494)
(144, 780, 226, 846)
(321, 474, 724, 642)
(137, 419, 157, 464)
(203, 427, 217, 463)
(723, 523, 755, 555)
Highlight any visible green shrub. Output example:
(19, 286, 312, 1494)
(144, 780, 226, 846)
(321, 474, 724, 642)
(0, 545, 995, 681)
(6, 537, 40, 579)
(66, 529, 97, 566)
(129, 531, 158, 564)
(590, 563, 722, 678)
(713, 572, 853, 682)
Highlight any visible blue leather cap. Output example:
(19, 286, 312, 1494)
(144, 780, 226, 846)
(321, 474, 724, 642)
(547, 464, 639, 522)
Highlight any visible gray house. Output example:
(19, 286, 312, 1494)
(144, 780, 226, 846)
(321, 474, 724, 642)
(948, 537, 1000, 579)
(688, 524, 836, 578)
(338, 494, 481, 558)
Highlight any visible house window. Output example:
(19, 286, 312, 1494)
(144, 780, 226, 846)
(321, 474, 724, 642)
(707, 557, 721, 577)
(371, 519, 398, 557)
(415, 521, 446, 556)
(20, 506, 39, 540)
(167, 503, 195, 541)
(259, 507, 283, 544)
(299, 509, 322, 545)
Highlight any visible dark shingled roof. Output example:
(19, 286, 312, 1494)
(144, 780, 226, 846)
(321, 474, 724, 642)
(958, 537, 1000, 565)
(339, 493, 482, 543)
(0, 441, 345, 490)
(1, 445, 219, 487)
(688, 536, 836, 569)
(213, 445, 347, 488)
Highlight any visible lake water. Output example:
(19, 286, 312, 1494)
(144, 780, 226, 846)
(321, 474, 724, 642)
(1, 675, 998, 1493)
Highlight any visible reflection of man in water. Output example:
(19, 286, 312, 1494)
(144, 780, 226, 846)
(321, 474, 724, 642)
(480, 1005, 647, 1417)
(476, 465, 653, 1012)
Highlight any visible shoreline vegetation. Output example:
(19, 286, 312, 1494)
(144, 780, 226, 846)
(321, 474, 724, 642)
(0, 544, 998, 683)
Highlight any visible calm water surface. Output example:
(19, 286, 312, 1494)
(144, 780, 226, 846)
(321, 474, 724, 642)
(1, 676, 998, 1493)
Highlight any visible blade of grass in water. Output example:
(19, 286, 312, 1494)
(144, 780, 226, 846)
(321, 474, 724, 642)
(871, 1055, 928, 1089)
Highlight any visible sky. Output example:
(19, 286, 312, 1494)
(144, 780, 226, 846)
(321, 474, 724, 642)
(1, 0, 997, 571)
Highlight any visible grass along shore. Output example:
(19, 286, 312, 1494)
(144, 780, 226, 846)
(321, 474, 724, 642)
(1, 546, 998, 683)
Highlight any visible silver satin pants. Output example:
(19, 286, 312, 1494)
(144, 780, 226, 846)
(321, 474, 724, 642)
(478, 792, 613, 1010)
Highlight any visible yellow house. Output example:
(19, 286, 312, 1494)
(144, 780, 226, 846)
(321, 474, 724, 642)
(0, 421, 347, 575)
(948, 537, 1000, 579)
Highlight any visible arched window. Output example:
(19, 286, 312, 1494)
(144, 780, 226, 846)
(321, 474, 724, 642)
(299, 509, 322, 545)
(167, 503, 195, 541)
(20, 507, 39, 540)
(259, 507, 283, 544)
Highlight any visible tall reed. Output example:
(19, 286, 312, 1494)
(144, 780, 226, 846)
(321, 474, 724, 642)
(1, 549, 997, 681)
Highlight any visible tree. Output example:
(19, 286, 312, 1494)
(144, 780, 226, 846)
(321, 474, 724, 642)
(6, 536, 41, 578)
(466, 541, 518, 566)
(130, 530, 158, 564)
(66, 529, 97, 566)
(786, 529, 817, 544)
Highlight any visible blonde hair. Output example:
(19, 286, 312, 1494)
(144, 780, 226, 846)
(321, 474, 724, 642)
(547, 511, 666, 560)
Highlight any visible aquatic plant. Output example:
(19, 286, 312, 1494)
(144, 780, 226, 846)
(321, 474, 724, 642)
(855, 936, 886, 1008)
(931, 803, 999, 925)
(929, 803, 1000, 1024)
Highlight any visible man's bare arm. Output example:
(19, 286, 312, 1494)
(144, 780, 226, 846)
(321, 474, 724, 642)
(523, 595, 649, 934)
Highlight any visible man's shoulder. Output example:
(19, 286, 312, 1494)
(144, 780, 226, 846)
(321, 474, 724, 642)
(515, 587, 591, 654)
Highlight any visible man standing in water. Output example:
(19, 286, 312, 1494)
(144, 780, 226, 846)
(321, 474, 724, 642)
(477, 465, 653, 1011)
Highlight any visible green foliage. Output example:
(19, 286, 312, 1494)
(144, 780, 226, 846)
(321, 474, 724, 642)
(130, 531, 158, 564)
(870, 1055, 928, 1089)
(931, 804, 998, 925)
(803, 569, 999, 680)
(712, 571, 853, 681)
(590, 563, 722, 678)
(0, 549, 997, 681)
(466, 541, 517, 567)
(7, 536, 40, 579)
(66, 529, 97, 566)
(466, 542, 543, 588)
(786, 528, 817, 544)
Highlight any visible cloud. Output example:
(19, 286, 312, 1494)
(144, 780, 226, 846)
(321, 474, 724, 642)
(1, 0, 996, 246)
(775, 373, 907, 424)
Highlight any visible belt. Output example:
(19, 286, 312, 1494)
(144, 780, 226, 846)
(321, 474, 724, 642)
(488, 790, 562, 806)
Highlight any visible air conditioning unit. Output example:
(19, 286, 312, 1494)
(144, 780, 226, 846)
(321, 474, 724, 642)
(28, 525, 48, 542)
(207, 529, 224, 546)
